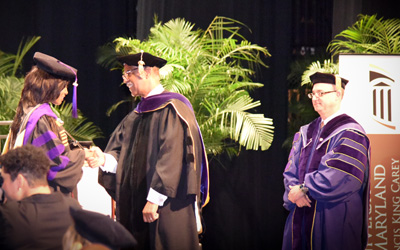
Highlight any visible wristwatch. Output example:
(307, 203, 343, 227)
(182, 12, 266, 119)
(299, 183, 309, 194)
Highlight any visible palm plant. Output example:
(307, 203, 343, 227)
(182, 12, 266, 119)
(0, 77, 24, 124)
(302, 14, 400, 86)
(0, 36, 41, 76)
(0, 37, 103, 144)
(328, 14, 400, 56)
(97, 16, 274, 155)
(303, 14, 400, 87)
(51, 103, 103, 142)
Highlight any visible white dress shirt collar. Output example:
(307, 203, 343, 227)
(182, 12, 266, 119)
(323, 110, 344, 126)
(145, 84, 164, 97)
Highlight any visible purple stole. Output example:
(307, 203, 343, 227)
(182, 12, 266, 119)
(23, 103, 69, 180)
(135, 92, 210, 207)
(23, 103, 58, 145)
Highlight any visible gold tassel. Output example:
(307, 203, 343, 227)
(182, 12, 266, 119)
(334, 75, 342, 91)
(138, 50, 145, 77)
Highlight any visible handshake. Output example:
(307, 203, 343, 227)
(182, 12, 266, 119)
(83, 146, 106, 168)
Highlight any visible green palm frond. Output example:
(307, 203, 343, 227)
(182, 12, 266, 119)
(105, 99, 132, 117)
(13, 37, 41, 76)
(0, 52, 17, 76)
(0, 76, 24, 120)
(328, 14, 400, 56)
(0, 37, 41, 77)
(201, 94, 274, 153)
(97, 16, 274, 155)
(0, 76, 24, 135)
(51, 103, 103, 142)
(221, 96, 274, 151)
(149, 17, 203, 57)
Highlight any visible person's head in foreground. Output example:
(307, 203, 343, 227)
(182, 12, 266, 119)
(63, 207, 137, 250)
(0, 144, 50, 201)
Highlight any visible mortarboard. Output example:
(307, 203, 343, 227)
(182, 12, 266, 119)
(70, 208, 137, 249)
(117, 51, 167, 68)
(33, 52, 79, 118)
(309, 72, 349, 90)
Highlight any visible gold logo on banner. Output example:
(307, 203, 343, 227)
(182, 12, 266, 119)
(370, 68, 396, 130)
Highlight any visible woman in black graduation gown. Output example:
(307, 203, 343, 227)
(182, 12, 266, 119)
(4, 52, 91, 194)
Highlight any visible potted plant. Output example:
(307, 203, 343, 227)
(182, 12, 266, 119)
(97, 16, 274, 156)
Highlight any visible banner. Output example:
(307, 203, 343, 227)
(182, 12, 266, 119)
(339, 54, 400, 250)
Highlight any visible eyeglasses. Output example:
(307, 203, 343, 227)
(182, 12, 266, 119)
(122, 68, 138, 79)
(308, 90, 336, 99)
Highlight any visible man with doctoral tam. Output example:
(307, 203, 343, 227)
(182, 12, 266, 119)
(282, 72, 370, 250)
(88, 51, 210, 250)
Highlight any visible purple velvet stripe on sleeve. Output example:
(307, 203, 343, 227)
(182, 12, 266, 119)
(326, 158, 365, 183)
(46, 142, 69, 181)
(23, 103, 57, 145)
(47, 155, 69, 180)
(326, 133, 368, 183)
(47, 144, 66, 160)
(32, 131, 58, 147)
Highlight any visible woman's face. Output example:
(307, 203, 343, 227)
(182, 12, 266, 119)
(52, 87, 68, 105)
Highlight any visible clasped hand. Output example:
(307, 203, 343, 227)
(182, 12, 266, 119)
(83, 146, 105, 168)
(288, 185, 312, 208)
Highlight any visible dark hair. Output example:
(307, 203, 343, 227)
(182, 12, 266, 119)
(10, 66, 71, 146)
(0, 144, 50, 187)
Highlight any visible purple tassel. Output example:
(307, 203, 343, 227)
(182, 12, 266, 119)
(57, 60, 79, 118)
(72, 82, 78, 118)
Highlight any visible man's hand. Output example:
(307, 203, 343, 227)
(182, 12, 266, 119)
(86, 146, 105, 168)
(288, 185, 312, 207)
(142, 201, 159, 223)
(294, 195, 312, 208)
(83, 148, 95, 159)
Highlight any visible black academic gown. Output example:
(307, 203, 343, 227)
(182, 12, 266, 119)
(0, 192, 81, 250)
(100, 93, 207, 250)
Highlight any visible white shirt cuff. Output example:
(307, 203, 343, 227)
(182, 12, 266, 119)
(99, 153, 118, 173)
(147, 188, 168, 206)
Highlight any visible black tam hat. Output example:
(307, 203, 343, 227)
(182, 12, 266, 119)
(33, 52, 77, 81)
(33, 52, 79, 117)
(70, 208, 137, 249)
(117, 51, 167, 68)
(309, 72, 349, 90)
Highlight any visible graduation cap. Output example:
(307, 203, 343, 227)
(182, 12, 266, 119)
(117, 51, 167, 69)
(70, 208, 137, 249)
(33, 52, 79, 118)
(309, 72, 349, 90)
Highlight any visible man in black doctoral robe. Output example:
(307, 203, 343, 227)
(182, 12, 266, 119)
(89, 51, 209, 250)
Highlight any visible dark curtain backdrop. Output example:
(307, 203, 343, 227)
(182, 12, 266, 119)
(0, 0, 139, 141)
(0, 1, 397, 250)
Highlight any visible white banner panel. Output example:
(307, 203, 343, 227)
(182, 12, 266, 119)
(339, 54, 400, 134)
(339, 54, 400, 250)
